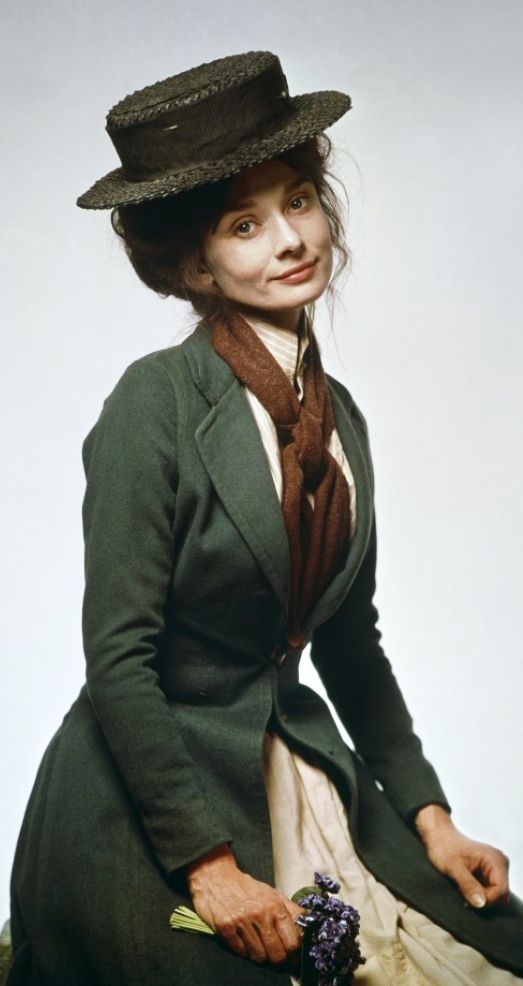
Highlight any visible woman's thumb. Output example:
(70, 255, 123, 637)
(450, 860, 486, 908)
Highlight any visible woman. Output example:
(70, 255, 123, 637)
(7, 51, 523, 985)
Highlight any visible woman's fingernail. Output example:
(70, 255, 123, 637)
(470, 893, 486, 908)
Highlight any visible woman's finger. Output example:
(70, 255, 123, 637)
(243, 899, 300, 965)
(476, 850, 510, 905)
(273, 906, 302, 954)
(237, 921, 269, 964)
(446, 857, 489, 908)
(256, 920, 288, 965)
(211, 911, 250, 957)
(224, 927, 248, 957)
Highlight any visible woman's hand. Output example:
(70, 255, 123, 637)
(186, 843, 303, 965)
(414, 804, 510, 908)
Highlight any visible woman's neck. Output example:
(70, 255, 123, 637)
(235, 305, 304, 335)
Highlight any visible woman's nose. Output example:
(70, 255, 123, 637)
(272, 215, 304, 255)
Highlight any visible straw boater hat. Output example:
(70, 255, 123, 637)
(76, 50, 351, 210)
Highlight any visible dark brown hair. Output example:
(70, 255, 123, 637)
(111, 135, 349, 322)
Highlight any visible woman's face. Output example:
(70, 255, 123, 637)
(199, 159, 333, 330)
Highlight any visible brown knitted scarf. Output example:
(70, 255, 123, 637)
(212, 311, 351, 651)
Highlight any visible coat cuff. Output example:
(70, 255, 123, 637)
(164, 836, 234, 879)
(378, 756, 452, 830)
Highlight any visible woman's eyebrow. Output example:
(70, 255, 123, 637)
(224, 174, 310, 214)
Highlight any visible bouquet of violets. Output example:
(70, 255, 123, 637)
(170, 871, 366, 985)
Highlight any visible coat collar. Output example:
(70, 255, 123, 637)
(182, 320, 374, 635)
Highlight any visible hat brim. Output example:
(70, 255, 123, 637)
(76, 90, 351, 210)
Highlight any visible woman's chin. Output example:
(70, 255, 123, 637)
(274, 273, 330, 310)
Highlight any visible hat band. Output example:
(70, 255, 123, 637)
(108, 63, 296, 183)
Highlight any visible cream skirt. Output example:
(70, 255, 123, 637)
(262, 732, 521, 986)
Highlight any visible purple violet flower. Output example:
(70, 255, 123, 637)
(314, 872, 341, 894)
(294, 873, 366, 985)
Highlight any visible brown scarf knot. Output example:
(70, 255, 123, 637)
(280, 411, 323, 472)
(212, 311, 351, 651)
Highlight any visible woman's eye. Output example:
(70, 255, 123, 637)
(233, 219, 256, 236)
(289, 193, 309, 211)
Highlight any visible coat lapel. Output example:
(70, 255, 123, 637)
(183, 322, 374, 631)
(183, 322, 290, 611)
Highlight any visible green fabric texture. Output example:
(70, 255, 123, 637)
(7, 321, 523, 984)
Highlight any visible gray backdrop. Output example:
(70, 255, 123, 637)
(2, 0, 522, 921)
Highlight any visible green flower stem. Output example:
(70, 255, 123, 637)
(169, 906, 215, 936)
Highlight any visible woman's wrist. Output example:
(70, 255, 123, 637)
(185, 842, 238, 891)
(414, 804, 454, 844)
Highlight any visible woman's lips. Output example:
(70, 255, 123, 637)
(274, 260, 317, 283)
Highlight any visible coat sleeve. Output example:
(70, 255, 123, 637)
(81, 356, 232, 877)
(310, 392, 451, 828)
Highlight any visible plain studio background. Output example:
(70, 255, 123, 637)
(2, 0, 522, 923)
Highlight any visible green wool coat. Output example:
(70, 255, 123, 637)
(8, 321, 523, 985)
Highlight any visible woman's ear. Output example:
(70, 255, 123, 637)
(193, 253, 217, 293)
(196, 264, 216, 291)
